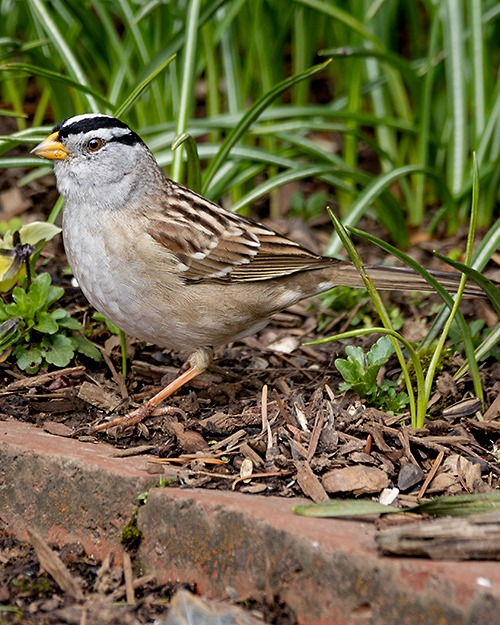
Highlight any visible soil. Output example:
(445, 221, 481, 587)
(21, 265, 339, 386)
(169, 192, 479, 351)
(1, 124, 500, 623)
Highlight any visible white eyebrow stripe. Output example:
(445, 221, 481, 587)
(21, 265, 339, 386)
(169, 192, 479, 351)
(60, 113, 113, 127)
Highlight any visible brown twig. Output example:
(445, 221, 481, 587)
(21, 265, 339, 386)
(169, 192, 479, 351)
(123, 552, 135, 604)
(273, 387, 292, 425)
(97, 345, 128, 400)
(418, 450, 445, 499)
(273, 352, 314, 380)
(307, 409, 324, 462)
(27, 528, 83, 600)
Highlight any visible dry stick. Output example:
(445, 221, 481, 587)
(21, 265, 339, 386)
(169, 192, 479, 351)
(307, 408, 325, 463)
(122, 552, 135, 604)
(210, 429, 246, 452)
(325, 384, 335, 403)
(398, 426, 419, 466)
(273, 387, 292, 425)
(97, 345, 129, 400)
(338, 300, 366, 334)
(232, 470, 293, 490)
(79, 606, 87, 625)
(261, 385, 272, 450)
(2, 366, 86, 393)
(109, 574, 156, 602)
(273, 352, 314, 381)
(456, 455, 470, 493)
(27, 528, 83, 600)
(418, 450, 445, 499)
(408, 435, 449, 455)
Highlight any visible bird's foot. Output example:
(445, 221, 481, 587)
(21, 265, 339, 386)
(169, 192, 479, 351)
(71, 350, 211, 436)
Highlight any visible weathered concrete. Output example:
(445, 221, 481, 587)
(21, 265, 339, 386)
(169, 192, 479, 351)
(1, 417, 500, 624)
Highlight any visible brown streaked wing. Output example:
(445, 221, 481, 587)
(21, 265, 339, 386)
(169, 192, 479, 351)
(148, 179, 329, 282)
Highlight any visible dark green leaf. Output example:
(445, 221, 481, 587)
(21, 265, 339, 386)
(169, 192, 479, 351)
(40, 335, 74, 367)
(34, 314, 58, 335)
(71, 335, 102, 361)
(14, 344, 42, 373)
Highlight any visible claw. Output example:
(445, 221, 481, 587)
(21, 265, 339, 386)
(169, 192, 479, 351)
(72, 355, 208, 435)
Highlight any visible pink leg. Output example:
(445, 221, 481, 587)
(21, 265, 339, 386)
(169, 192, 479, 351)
(76, 363, 204, 435)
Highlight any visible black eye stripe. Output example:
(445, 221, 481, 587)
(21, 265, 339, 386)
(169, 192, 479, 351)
(107, 134, 141, 146)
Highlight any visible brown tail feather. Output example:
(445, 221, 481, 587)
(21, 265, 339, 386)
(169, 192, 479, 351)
(332, 263, 490, 298)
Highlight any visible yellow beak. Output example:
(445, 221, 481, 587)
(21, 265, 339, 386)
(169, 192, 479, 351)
(31, 131, 70, 160)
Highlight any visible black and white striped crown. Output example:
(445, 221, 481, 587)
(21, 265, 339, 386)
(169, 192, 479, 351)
(53, 113, 143, 147)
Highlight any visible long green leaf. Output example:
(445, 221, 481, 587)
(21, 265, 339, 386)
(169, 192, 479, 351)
(443, 0, 468, 196)
(320, 46, 419, 95)
(347, 226, 483, 404)
(324, 165, 456, 256)
(171, 133, 202, 193)
(433, 253, 500, 316)
(201, 59, 331, 194)
(27, 0, 99, 112)
(294, 494, 500, 518)
(113, 54, 176, 118)
(293, 0, 383, 49)
(0, 64, 112, 109)
(171, 0, 202, 184)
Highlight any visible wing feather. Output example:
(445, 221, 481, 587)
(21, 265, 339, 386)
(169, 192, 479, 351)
(146, 179, 331, 283)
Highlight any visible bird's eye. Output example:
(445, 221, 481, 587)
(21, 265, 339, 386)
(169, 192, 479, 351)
(87, 138, 103, 152)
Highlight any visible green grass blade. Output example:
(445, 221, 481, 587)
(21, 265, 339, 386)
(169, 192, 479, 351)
(294, 500, 399, 517)
(470, 0, 485, 141)
(327, 212, 421, 426)
(320, 46, 419, 96)
(422, 153, 481, 408)
(443, 0, 468, 196)
(1, 64, 113, 109)
(293, 0, 383, 49)
(229, 164, 344, 213)
(454, 323, 500, 380)
(27, 0, 99, 112)
(113, 54, 176, 118)
(324, 165, 456, 257)
(171, 133, 201, 193)
(292, 5, 309, 105)
(414, 8, 440, 226)
(347, 226, 483, 405)
(201, 59, 331, 194)
(0, 108, 28, 118)
(433, 253, 500, 316)
(171, 0, 202, 184)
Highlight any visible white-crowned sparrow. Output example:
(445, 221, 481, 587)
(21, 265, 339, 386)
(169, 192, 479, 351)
(32, 113, 486, 433)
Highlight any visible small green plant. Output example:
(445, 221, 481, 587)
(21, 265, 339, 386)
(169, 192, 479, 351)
(0, 272, 101, 373)
(120, 518, 143, 552)
(289, 191, 329, 221)
(309, 156, 486, 429)
(335, 335, 409, 413)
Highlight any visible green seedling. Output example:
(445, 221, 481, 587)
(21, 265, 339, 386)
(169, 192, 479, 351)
(309, 156, 484, 429)
(0, 272, 101, 373)
(335, 335, 409, 413)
